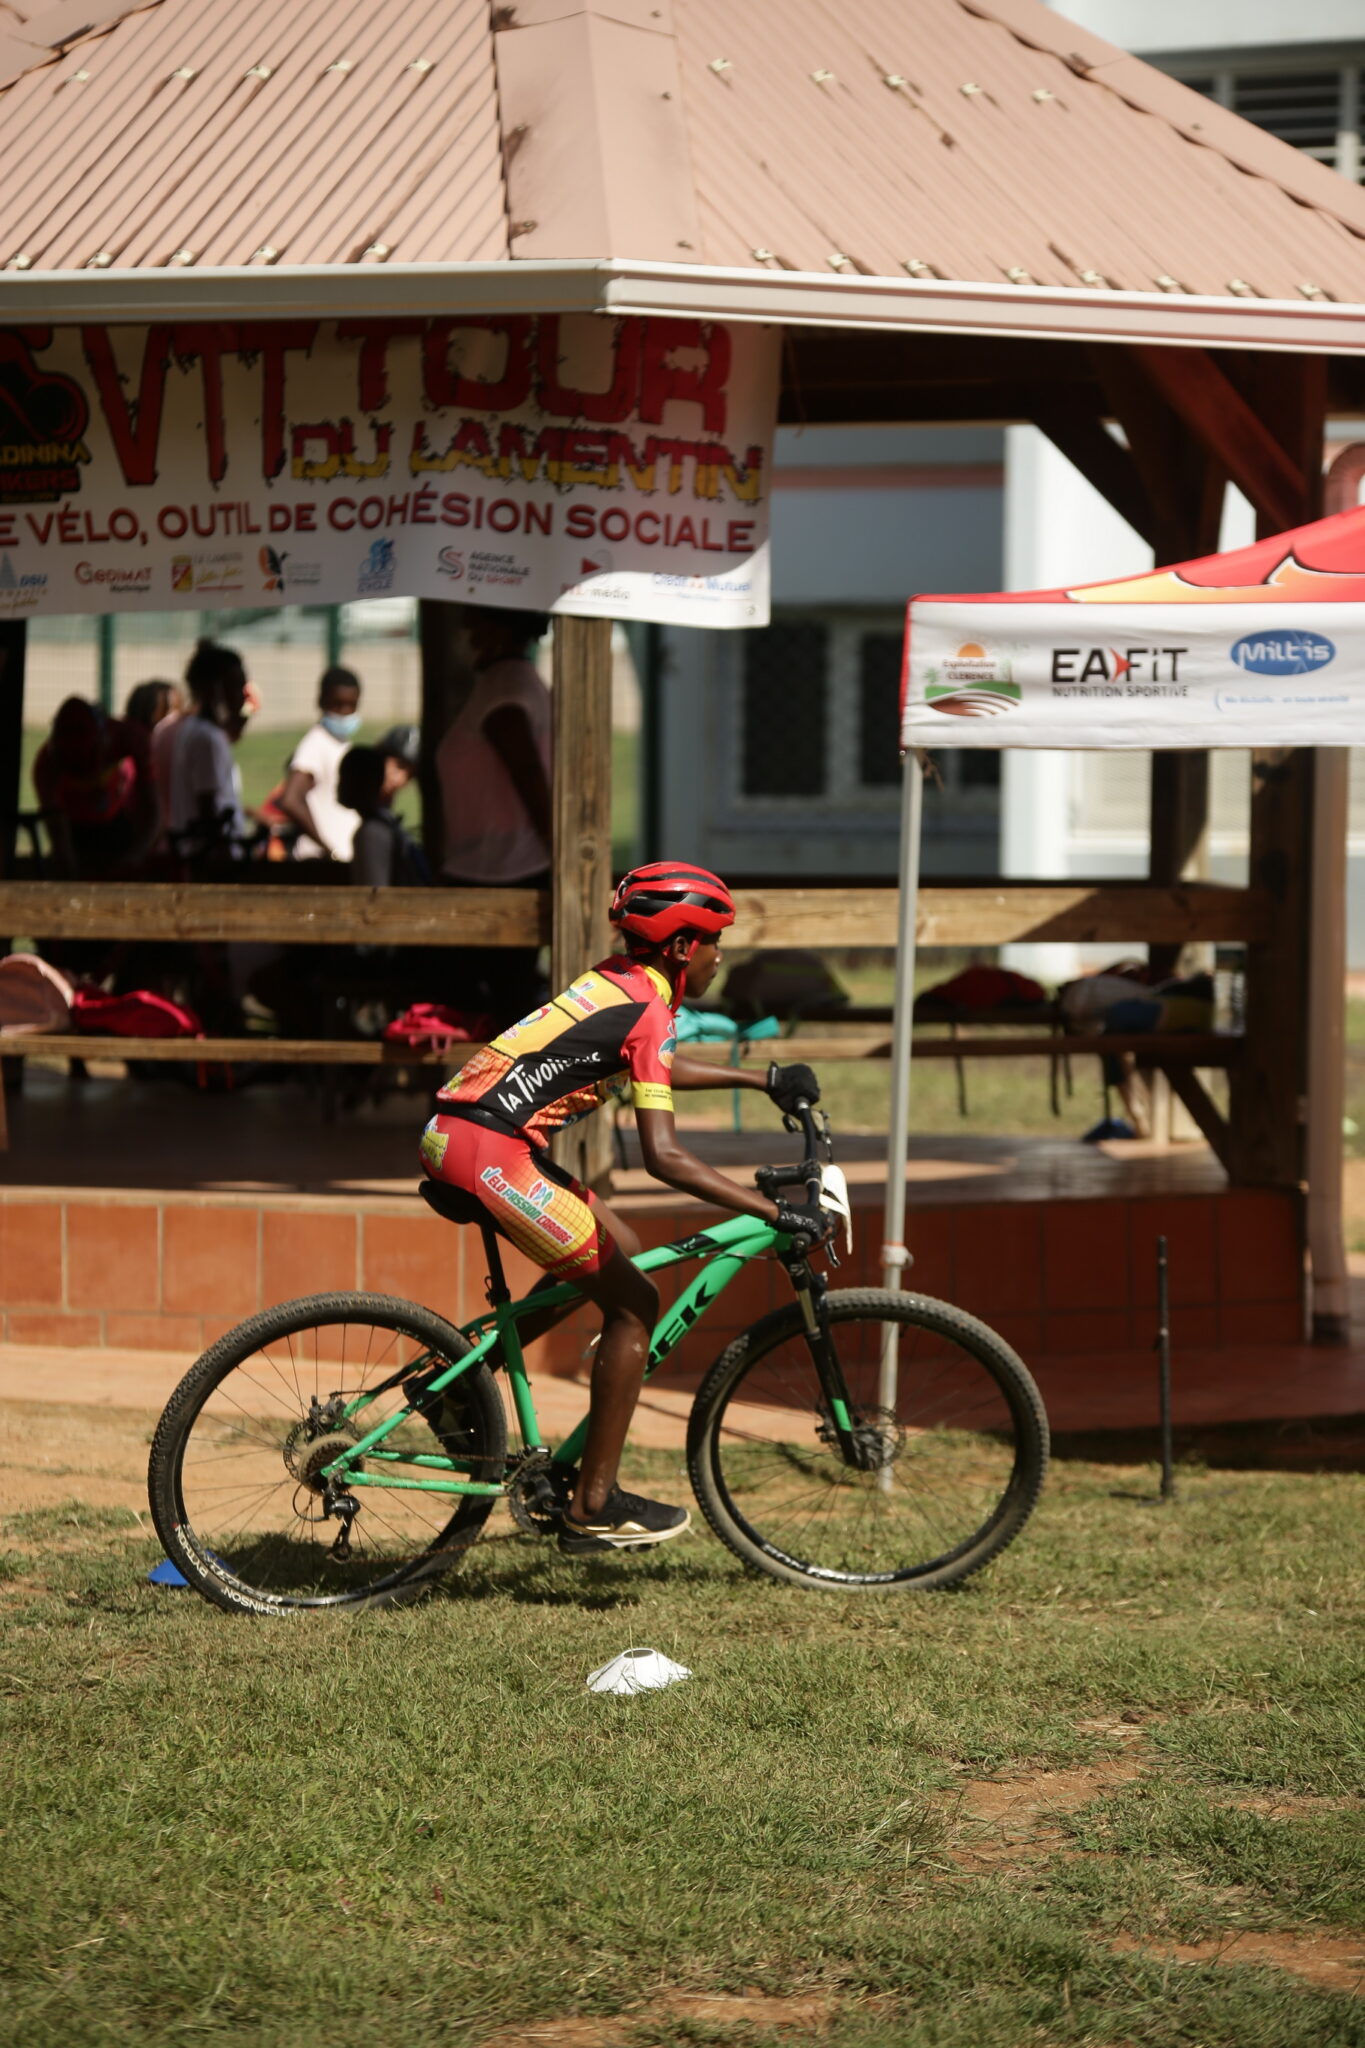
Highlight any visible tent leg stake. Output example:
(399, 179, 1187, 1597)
(1156, 1234, 1175, 1502)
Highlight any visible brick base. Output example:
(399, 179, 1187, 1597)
(0, 1182, 1305, 1374)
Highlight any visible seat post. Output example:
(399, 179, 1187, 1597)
(480, 1222, 511, 1305)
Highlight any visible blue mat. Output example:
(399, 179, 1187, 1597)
(147, 1556, 189, 1588)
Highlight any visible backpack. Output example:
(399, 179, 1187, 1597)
(69, 989, 204, 1038)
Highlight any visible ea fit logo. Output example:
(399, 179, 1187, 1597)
(1230, 631, 1335, 677)
(1051, 647, 1187, 684)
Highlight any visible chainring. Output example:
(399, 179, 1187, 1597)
(507, 1453, 574, 1536)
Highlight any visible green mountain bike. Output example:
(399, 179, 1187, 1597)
(148, 1106, 1049, 1613)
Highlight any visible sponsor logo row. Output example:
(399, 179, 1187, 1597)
(923, 630, 1340, 716)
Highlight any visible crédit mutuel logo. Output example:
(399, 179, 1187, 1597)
(923, 643, 1020, 717)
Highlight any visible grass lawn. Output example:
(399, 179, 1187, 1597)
(2, 1427, 1361, 2047)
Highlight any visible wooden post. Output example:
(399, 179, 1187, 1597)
(1227, 747, 1314, 1189)
(1224, 356, 1325, 1212)
(0, 618, 27, 1153)
(0, 619, 24, 882)
(551, 614, 615, 1186)
(416, 599, 477, 872)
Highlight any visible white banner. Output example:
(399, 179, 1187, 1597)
(0, 315, 777, 627)
(904, 601, 1365, 748)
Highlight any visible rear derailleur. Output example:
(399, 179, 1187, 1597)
(321, 1482, 362, 1562)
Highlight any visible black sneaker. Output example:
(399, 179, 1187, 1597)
(558, 1486, 691, 1556)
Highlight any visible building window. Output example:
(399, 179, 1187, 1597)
(1179, 62, 1362, 182)
(857, 633, 903, 788)
(741, 620, 828, 796)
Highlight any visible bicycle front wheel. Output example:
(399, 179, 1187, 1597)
(687, 1289, 1048, 1592)
(148, 1294, 507, 1614)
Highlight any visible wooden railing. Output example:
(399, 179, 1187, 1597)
(0, 879, 1270, 949)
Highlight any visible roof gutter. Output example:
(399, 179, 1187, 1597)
(2, 256, 1362, 356)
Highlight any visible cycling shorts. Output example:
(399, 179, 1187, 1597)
(418, 1113, 614, 1283)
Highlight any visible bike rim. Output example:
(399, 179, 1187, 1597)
(170, 1313, 497, 1608)
(706, 1309, 1031, 1585)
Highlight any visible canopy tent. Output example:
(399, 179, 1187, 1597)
(882, 501, 1365, 1385)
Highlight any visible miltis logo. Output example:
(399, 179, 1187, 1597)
(437, 547, 465, 580)
(924, 643, 1020, 717)
(1230, 630, 1335, 677)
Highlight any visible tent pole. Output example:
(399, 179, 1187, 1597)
(878, 749, 925, 1458)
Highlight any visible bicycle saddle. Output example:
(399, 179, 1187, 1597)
(418, 1179, 488, 1229)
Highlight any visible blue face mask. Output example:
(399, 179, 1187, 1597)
(322, 711, 362, 742)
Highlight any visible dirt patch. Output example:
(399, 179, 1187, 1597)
(945, 1761, 1144, 1871)
(1109, 1927, 1365, 1993)
(0, 1399, 157, 1519)
(481, 1991, 835, 2046)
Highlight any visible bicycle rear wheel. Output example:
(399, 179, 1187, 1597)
(687, 1289, 1048, 1591)
(148, 1294, 507, 1614)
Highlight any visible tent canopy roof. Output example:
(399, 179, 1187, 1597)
(1, 0, 1364, 341)
(903, 504, 1365, 751)
(917, 503, 1365, 607)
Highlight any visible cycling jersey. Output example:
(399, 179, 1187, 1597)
(436, 956, 676, 1149)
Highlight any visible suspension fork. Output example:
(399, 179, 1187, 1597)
(783, 1255, 860, 1461)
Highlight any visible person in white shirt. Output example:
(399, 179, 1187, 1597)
(166, 640, 249, 854)
(279, 666, 363, 861)
(434, 607, 551, 1024)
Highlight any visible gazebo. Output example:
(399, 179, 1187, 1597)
(2, 0, 1365, 1373)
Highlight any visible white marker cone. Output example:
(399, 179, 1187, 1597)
(586, 1647, 692, 1696)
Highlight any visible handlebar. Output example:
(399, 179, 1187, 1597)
(756, 1097, 827, 1240)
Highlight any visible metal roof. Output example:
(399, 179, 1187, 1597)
(1, 0, 1364, 333)
(666, 0, 1365, 301)
(0, 0, 509, 271)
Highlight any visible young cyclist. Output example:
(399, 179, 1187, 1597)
(419, 862, 830, 1555)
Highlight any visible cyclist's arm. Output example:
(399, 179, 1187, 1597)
(634, 1106, 779, 1224)
(669, 1050, 772, 1092)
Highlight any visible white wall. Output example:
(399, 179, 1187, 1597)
(1044, 0, 1365, 56)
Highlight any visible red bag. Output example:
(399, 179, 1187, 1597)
(382, 1003, 493, 1052)
(70, 988, 204, 1038)
(914, 965, 1048, 1015)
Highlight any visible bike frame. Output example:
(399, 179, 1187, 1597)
(322, 1213, 856, 1498)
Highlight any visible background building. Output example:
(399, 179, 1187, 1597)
(649, 0, 1365, 964)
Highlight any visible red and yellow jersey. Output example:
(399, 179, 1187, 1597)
(437, 956, 676, 1146)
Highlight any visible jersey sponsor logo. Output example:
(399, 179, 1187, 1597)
(562, 975, 604, 1015)
(419, 1120, 449, 1171)
(480, 1165, 576, 1246)
(496, 1003, 553, 1046)
(493, 1049, 600, 1121)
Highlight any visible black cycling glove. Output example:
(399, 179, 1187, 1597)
(766, 1061, 821, 1114)
(774, 1198, 835, 1249)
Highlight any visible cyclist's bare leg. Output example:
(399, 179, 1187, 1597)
(561, 1244, 659, 1520)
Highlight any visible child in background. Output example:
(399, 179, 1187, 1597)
(278, 666, 364, 861)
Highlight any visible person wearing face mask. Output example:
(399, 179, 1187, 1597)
(278, 666, 364, 861)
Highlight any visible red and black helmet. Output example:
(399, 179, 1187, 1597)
(609, 862, 735, 949)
